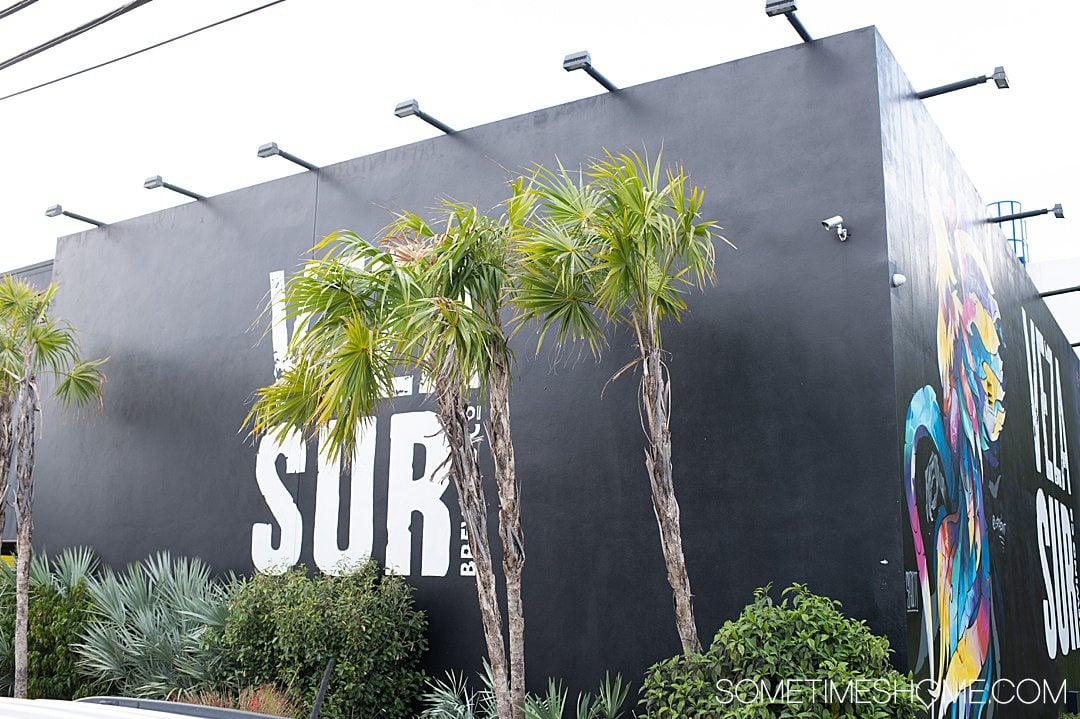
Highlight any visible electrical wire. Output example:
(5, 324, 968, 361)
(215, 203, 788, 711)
(0, 0, 155, 73)
(0, 0, 41, 21)
(0, 0, 289, 104)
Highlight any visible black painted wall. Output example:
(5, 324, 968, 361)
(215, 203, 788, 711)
(880, 34, 1080, 718)
(25, 28, 910, 692)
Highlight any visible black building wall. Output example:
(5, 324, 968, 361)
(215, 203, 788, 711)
(27, 27, 919, 692)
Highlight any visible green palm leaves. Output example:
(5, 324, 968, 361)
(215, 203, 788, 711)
(516, 150, 724, 354)
(0, 278, 105, 412)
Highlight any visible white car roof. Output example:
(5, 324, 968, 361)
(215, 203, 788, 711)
(0, 698, 190, 718)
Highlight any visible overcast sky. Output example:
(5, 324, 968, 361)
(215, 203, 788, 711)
(0, 0, 1075, 272)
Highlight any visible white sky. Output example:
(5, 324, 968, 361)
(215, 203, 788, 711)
(0, 0, 1076, 272)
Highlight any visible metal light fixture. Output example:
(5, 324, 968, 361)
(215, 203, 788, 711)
(257, 142, 318, 171)
(562, 50, 618, 92)
(916, 66, 1009, 100)
(143, 175, 205, 201)
(989, 203, 1064, 223)
(45, 204, 104, 227)
(394, 99, 454, 134)
(765, 1, 813, 43)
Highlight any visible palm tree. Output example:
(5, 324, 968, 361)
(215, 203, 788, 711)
(248, 186, 532, 719)
(515, 150, 726, 655)
(0, 275, 106, 698)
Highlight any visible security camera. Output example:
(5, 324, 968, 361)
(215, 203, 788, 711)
(821, 215, 849, 242)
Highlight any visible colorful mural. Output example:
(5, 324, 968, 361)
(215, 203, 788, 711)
(904, 197, 1004, 718)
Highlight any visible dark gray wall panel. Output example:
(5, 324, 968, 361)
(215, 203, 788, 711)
(29, 28, 902, 692)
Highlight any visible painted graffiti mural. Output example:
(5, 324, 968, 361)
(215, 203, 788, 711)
(904, 198, 1003, 718)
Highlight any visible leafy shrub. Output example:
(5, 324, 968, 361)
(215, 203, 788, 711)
(0, 547, 107, 699)
(420, 667, 629, 719)
(640, 584, 920, 719)
(176, 683, 304, 718)
(212, 560, 428, 719)
(76, 552, 228, 698)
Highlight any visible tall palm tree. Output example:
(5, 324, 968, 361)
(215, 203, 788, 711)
(0, 275, 106, 698)
(515, 150, 726, 655)
(248, 186, 532, 719)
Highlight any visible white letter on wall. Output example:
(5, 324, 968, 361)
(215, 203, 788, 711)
(252, 428, 306, 573)
(385, 411, 452, 576)
(314, 419, 376, 574)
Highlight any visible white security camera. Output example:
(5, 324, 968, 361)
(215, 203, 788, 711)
(821, 215, 848, 241)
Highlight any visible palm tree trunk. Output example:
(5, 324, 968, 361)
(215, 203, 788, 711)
(13, 367, 38, 699)
(487, 349, 525, 719)
(433, 371, 513, 719)
(638, 313, 701, 655)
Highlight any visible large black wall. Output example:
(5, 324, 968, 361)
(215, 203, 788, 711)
(880, 34, 1080, 718)
(30, 28, 904, 691)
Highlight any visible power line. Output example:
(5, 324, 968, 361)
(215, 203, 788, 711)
(0, 0, 156, 73)
(0, 0, 41, 21)
(0, 0, 289, 104)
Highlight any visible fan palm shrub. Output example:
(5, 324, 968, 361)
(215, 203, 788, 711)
(76, 552, 228, 698)
(0, 276, 106, 697)
(515, 150, 725, 655)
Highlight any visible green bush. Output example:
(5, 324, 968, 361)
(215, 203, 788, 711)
(640, 584, 920, 719)
(76, 552, 228, 698)
(212, 560, 428, 719)
(0, 547, 107, 699)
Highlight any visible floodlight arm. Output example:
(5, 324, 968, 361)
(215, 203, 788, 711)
(145, 175, 205, 201)
(277, 149, 319, 172)
(162, 181, 205, 201)
(1041, 285, 1080, 299)
(989, 204, 1064, 224)
(394, 100, 454, 134)
(257, 142, 319, 171)
(45, 205, 103, 227)
(765, 1, 813, 43)
(61, 210, 104, 227)
(562, 51, 619, 92)
(917, 67, 1008, 99)
(415, 109, 454, 135)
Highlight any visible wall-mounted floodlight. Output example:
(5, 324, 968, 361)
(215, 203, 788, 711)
(562, 50, 619, 92)
(45, 204, 104, 227)
(394, 99, 454, 134)
(143, 175, 205, 201)
(822, 215, 848, 242)
(765, 1, 813, 43)
(989, 203, 1064, 224)
(257, 142, 319, 172)
(916, 66, 1008, 100)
